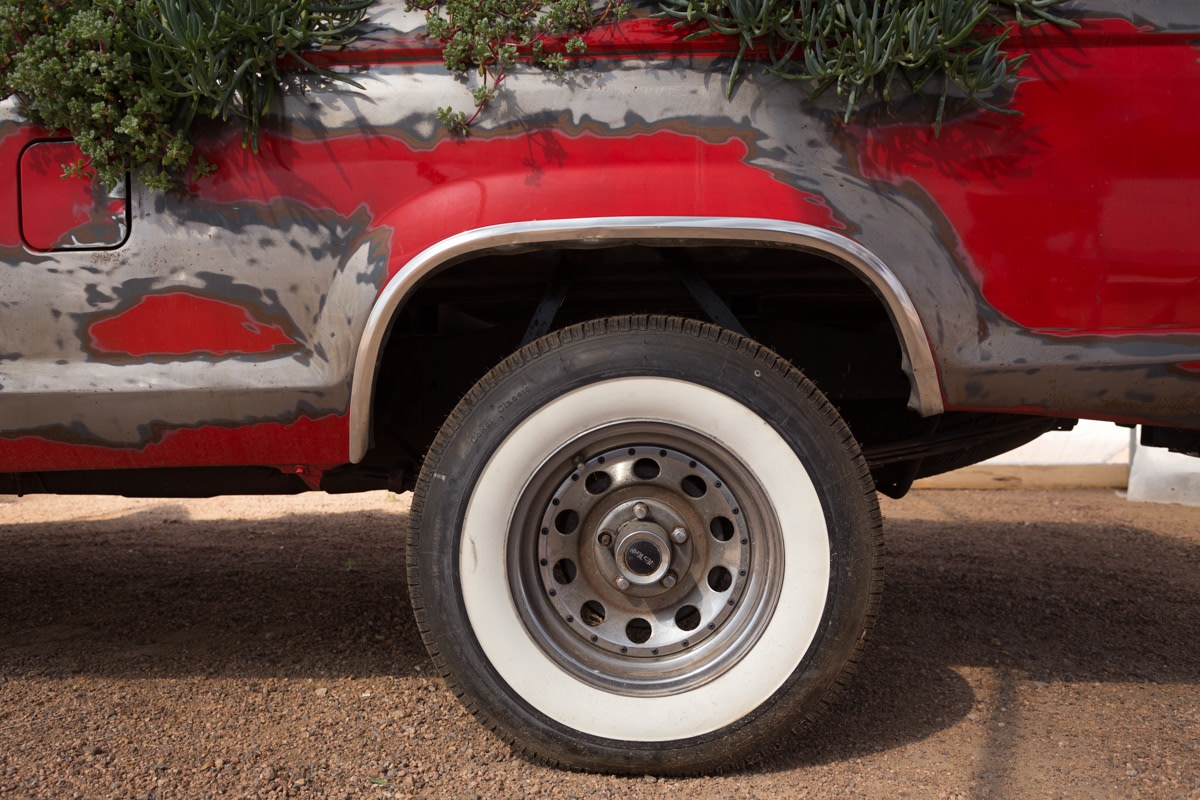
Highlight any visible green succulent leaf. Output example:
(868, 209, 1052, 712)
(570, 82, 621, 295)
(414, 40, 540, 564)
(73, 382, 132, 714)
(1, 0, 372, 188)
(656, 0, 1072, 128)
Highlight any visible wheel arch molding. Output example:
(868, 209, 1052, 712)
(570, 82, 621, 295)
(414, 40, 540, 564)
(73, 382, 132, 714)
(348, 216, 943, 464)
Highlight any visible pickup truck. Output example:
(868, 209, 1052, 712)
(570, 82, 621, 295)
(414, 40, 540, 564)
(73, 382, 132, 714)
(2, 0, 1197, 774)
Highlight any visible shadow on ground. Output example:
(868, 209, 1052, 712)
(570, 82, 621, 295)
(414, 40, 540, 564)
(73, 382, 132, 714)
(2, 497, 1198, 767)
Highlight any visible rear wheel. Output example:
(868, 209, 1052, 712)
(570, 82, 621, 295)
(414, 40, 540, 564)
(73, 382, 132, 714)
(409, 316, 881, 773)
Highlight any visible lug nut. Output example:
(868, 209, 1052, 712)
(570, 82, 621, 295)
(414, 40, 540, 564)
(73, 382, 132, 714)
(633, 502, 649, 520)
(615, 576, 631, 591)
(597, 530, 614, 548)
(661, 571, 677, 589)
(671, 527, 688, 544)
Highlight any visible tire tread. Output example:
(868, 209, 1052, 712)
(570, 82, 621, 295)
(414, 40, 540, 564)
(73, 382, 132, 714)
(407, 314, 882, 775)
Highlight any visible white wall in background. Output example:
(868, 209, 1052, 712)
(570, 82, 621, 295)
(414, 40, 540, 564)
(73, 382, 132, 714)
(982, 419, 1130, 467)
(1128, 434, 1200, 507)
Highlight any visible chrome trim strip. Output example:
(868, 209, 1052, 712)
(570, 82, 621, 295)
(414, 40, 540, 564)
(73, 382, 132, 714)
(348, 216, 943, 463)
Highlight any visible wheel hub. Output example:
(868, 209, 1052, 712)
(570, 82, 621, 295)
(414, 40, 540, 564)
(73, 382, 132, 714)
(532, 442, 755, 667)
(617, 527, 667, 581)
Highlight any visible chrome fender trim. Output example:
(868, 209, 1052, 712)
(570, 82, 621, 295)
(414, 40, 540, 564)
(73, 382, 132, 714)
(348, 216, 943, 463)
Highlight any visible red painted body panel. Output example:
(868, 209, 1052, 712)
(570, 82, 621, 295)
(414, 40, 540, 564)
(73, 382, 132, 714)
(0, 414, 347, 472)
(854, 19, 1200, 336)
(0, 124, 49, 248)
(87, 292, 297, 358)
(18, 141, 94, 250)
(197, 129, 843, 278)
(2, 5, 1199, 479)
(5, 130, 837, 469)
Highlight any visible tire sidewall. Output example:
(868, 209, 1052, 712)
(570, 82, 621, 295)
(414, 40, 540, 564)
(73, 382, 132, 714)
(413, 318, 879, 772)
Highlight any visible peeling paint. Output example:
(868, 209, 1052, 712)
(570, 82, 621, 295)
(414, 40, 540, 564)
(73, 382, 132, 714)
(847, 18, 1200, 336)
(86, 292, 298, 359)
(0, 414, 347, 472)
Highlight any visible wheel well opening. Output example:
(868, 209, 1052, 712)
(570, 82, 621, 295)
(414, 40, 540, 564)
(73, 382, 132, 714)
(357, 242, 920, 491)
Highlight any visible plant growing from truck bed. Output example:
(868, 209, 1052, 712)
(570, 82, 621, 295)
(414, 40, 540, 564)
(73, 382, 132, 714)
(408, 0, 625, 134)
(659, 0, 1075, 126)
(1, 0, 1074, 181)
(417, 0, 1074, 131)
(0, 0, 371, 190)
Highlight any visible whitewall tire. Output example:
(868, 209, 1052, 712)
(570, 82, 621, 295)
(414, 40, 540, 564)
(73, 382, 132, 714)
(409, 316, 881, 773)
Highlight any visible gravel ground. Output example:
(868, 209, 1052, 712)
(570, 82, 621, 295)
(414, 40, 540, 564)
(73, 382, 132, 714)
(1, 487, 1198, 799)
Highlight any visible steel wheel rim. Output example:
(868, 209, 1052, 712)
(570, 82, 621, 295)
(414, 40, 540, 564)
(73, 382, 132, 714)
(509, 420, 784, 696)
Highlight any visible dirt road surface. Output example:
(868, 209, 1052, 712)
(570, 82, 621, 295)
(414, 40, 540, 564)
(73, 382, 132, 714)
(1, 488, 1197, 799)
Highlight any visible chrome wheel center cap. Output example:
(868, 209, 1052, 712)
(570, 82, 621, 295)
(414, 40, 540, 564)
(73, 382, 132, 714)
(614, 519, 671, 586)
